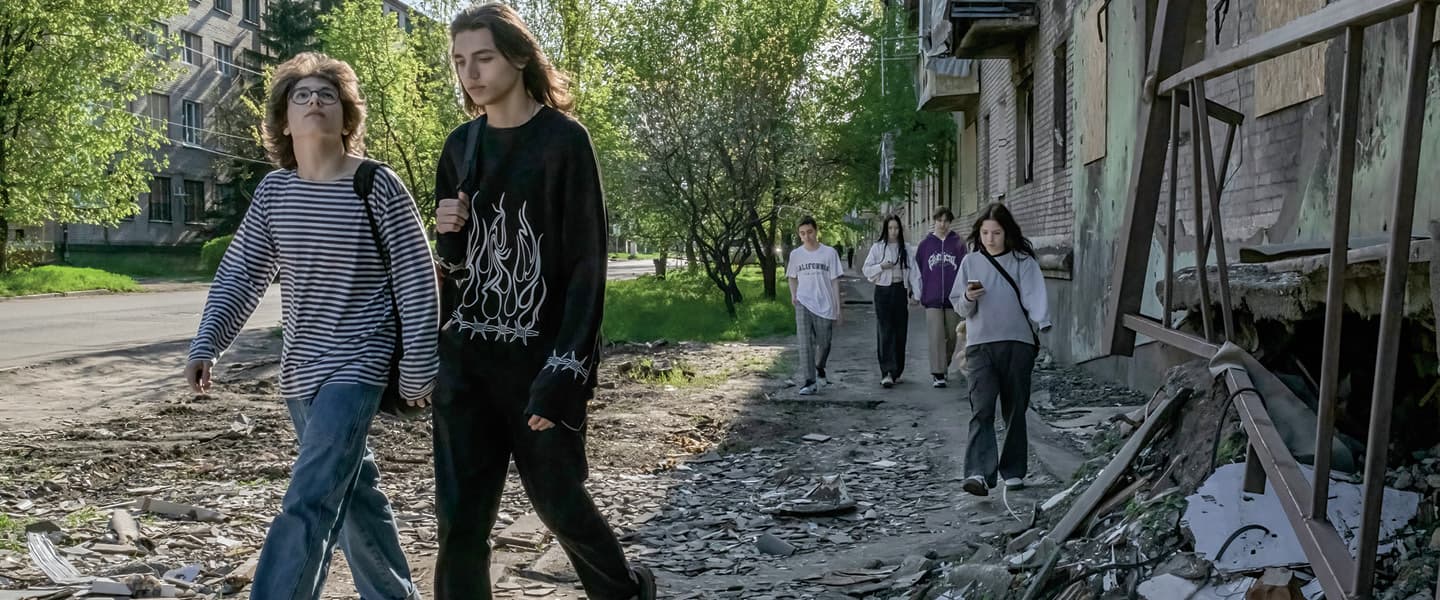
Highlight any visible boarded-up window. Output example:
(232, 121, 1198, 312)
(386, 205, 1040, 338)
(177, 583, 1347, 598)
(961, 118, 979, 214)
(1255, 0, 1326, 116)
(1079, 0, 1107, 165)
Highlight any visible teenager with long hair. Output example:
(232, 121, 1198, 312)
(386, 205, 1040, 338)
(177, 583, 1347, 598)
(862, 215, 919, 387)
(429, 4, 654, 599)
(185, 52, 437, 599)
(948, 203, 1050, 497)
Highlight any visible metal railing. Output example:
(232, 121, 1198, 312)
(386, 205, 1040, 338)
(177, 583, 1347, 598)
(1101, 1, 1437, 597)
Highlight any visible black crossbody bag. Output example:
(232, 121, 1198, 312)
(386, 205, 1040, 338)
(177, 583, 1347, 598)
(979, 250, 1040, 348)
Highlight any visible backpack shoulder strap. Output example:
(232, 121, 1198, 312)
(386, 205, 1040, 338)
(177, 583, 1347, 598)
(353, 159, 383, 202)
(452, 116, 486, 194)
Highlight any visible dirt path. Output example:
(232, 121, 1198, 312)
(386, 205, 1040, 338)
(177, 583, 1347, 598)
(0, 275, 1141, 599)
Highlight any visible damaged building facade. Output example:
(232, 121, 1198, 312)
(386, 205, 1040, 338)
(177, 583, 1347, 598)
(890, 0, 1440, 597)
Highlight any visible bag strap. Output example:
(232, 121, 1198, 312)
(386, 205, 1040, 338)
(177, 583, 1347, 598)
(355, 159, 404, 341)
(979, 249, 1039, 347)
(454, 116, 486, 195)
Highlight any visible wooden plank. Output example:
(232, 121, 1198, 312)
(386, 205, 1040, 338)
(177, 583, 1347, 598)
(1045, 387, 1189, 545)
(1159, 0, 1423, 94)
(1100, 0, 1193, 356)
(1172, 89, 1245, 126)
(1255, 0, 1328, 116)
(1123, 314, 1220, 358)
(1079, 0, 1108, 164)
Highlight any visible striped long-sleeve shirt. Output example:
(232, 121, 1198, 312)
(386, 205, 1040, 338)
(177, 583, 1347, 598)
(188, 166, 439, 403)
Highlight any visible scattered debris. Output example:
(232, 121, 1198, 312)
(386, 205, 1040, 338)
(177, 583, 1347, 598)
(134, 498, 224, 523)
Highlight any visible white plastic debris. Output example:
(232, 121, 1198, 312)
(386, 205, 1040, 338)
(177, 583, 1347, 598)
(1183, 463, 1419, 573)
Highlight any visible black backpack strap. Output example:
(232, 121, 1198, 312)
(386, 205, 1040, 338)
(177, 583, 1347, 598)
(452, 116, 486, 196)
(979, 250, 1040, 347)
(355, 159, 402, 328)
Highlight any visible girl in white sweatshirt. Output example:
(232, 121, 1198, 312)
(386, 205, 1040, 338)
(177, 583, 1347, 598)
(863, 215, 921, 387)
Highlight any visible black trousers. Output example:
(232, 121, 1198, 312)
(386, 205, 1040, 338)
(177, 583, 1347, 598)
(432, 353, 637, 600)
(874, 283, 909, 378)
(964, 341, 1038, 487)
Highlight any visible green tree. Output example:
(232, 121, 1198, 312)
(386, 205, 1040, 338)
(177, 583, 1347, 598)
(261, 0, 322, 65)
(321, 0, 465, 219)
(0, 0, 184, 273)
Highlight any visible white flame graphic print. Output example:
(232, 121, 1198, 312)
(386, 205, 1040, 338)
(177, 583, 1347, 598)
(449, 193, 547, 343)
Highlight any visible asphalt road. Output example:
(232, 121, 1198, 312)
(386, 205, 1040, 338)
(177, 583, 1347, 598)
(0, 259, 673, 370)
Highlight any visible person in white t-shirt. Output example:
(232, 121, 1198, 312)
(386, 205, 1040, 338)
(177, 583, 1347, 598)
(787, 216, 844, 396)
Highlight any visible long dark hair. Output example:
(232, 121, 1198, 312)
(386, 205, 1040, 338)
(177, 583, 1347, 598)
(968, 203, 1036, 258)
(450, 3, 575, 117)
(876, 215, 910, 270)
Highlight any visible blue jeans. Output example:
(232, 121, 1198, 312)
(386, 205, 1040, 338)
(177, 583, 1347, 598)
(251, 382, 420, 600)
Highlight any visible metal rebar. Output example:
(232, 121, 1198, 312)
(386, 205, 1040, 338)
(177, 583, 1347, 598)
(1313, 24, 1364, 524)
(1355, 3, 1435, 597)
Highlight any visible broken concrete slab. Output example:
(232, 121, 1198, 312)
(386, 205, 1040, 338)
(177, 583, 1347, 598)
(134, 497, 223, 523)
(1184, 463, 1420, 573)
(519, 543, 578, 584)
(1138, 573, 1253, 599)
(495, 513, 548, 550)
(755, 533, 796, 557)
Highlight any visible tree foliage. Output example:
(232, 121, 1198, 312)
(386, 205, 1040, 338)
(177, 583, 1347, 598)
(0, 0, 185, 272)
(320, 0, 466, 219)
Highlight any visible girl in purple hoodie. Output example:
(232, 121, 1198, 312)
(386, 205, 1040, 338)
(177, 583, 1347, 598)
(915, 207, 967, 387)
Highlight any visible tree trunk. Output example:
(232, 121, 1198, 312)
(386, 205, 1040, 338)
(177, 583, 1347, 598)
(653, 251, 668, 279)
(759, 212, 779, 300)
(0, 216, 9, 274)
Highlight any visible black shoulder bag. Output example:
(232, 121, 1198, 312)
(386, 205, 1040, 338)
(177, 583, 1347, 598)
(354, 160, 424, 419)
(979, 250, 1040, 348)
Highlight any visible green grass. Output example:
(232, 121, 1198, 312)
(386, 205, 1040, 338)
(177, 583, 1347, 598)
(63, 506, 102, 529)
(603, 267, 794, 343)
(0, 266, 142, 297)
(609, 251, 664, 261)
(622, 358, 725, 388)
(67, 249, 211, 282)
(0, 514, 24, 552)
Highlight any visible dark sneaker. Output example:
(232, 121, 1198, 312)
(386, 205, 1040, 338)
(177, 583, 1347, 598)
(631, 564, 656, 600)
(932, 375, 947, 388)
(962, 475, 989, 497)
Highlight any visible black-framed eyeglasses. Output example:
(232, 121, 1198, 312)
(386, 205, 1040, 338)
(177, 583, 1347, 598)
(290, 87, 339, 106)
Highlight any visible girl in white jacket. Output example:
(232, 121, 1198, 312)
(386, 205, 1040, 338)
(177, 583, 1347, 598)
(863, 215, 921, 387)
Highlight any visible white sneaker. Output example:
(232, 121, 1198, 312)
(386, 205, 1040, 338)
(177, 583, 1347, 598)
(881, 375, 894, 388)
(818, 377, 831, 386)
(799, 384, 817, 396)
(1004, 477, 1025, 489)
(932, 376, 947, 388)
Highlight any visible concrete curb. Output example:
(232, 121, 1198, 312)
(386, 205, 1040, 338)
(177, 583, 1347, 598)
(0, 289, 116, 302)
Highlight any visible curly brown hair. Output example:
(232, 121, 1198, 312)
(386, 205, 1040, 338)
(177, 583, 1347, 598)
(450, 2, 574, 117)
(262, 52, 367, 170)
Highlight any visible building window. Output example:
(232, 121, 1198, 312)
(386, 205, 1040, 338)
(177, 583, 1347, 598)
(243, 0, 260, 24)
(149, 177, 173, 223)
(144, 94, 170, 138)
(214, 43, 235, 76)
(215, 0, 231, 13)
(1053, 43, 1069, 171)
(183, 180, 207, 223)
(182, 101, 202, 144)
(1016, 78, 1035, 185)
(182, 32, 202, 66)
(141, 21, 169, 60)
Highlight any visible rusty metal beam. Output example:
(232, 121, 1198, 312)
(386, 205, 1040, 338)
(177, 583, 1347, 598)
(1192, 78, 1236, 342)
(1121, 314, 1219, 358)
(1356, 3, 1436, 595)
(1163, 97, 1180, 328)
(1186, 79, 1216, 342)
(1171, 88, 1246, 126)
(1313, 24, 1364, 523)
(1101, 0, 1193, 356)
(1158, 0, 1431, 95)
(1225, 368, 1357, 600)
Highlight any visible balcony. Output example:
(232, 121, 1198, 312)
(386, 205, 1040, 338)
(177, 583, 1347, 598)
(917, 57, 979, 112)
(948, 1, 1039, 58)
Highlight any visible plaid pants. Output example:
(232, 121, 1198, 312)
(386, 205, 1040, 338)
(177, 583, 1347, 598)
(795, 305, 835, 385)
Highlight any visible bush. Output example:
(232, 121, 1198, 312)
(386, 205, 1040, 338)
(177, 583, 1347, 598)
(4, 239, 54, 271)
(200, 235, 234, 274)
(0, 266, 141, 297)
